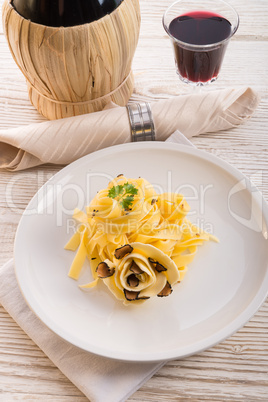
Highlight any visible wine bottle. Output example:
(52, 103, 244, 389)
(12, 0, 123, 27)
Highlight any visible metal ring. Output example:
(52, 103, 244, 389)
(127, 102, 156, 142)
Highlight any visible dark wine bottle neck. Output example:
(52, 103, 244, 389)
(12, 0, 123, 27)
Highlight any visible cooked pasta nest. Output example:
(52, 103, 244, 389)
(65, 175, 218, 305)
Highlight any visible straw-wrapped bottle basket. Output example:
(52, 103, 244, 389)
(2, 0, 140, 120)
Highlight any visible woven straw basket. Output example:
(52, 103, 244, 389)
(2, 0, 140, 120)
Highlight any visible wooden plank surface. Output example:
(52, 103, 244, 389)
(0, 0, 268, 400)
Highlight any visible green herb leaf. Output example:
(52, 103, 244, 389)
(108, 182, 138, 209)
(108, 184, 123, 199)
(120, 195, 134, 210)
(123, 182, 138, 196)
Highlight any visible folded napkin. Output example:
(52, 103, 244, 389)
(0, 87, 260, 171)
(0, 131, 191, 402)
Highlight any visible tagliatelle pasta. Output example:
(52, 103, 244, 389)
(65, 175, 218, 305)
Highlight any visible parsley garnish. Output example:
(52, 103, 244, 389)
(108, 182, 138, 209)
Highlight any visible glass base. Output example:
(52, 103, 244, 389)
(177, 72, 219, 86)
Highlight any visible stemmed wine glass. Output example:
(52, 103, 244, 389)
(163, 0, 239, 87)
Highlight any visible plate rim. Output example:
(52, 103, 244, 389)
(14, 142, 268, 362)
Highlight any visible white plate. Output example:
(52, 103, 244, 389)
(14, 142, 268, 362)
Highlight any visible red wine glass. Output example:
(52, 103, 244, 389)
(163, 0, 239, 86)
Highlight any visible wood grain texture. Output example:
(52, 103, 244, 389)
(0, 0, 268, 400)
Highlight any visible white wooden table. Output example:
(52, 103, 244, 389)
(0, 0, 268, 400)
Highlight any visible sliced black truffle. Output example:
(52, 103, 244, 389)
(129, 260, 143, 275)
(148, 257, 167, 272)
(96, 262, 115, 279)
(127, 274, 139, 287)
(114, 244, 133, 259)
(124, 289, 140, 301)
(157, 281, 173, 297)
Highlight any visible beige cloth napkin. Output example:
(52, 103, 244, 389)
(0, 87, 260, 171)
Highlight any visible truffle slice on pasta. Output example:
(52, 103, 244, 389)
(102, 242, 180, 305)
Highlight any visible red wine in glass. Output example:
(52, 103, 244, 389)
(169, 11, 232, 84)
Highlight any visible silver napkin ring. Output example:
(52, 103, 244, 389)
(127, 102, 156, 142)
